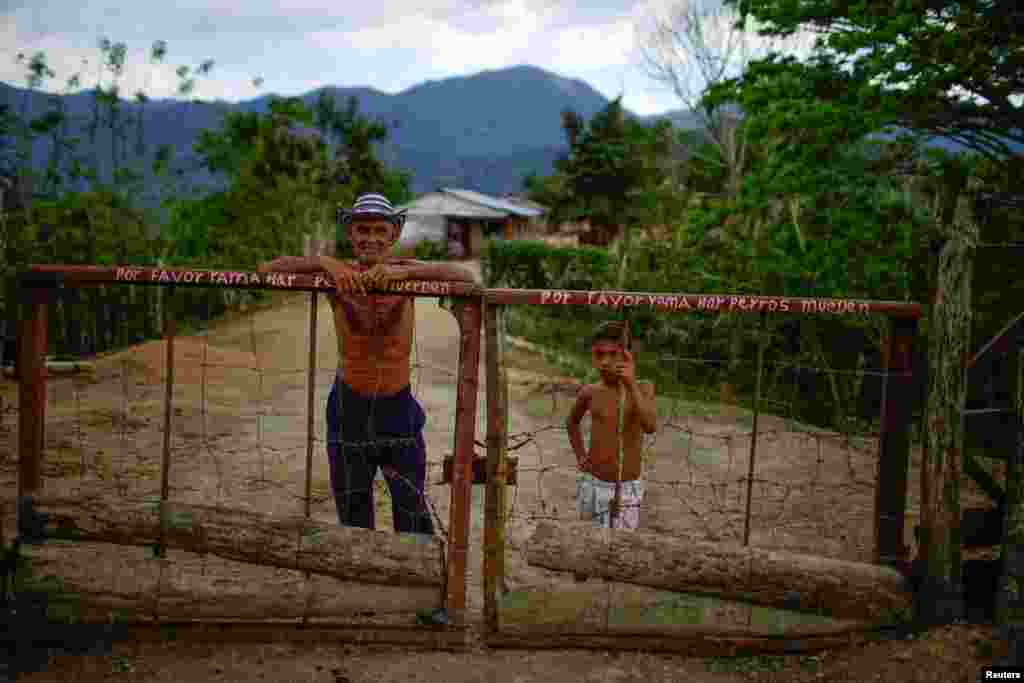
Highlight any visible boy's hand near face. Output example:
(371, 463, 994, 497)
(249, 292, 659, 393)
(614, 350, 636, 387)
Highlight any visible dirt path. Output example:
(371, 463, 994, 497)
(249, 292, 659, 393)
(0, 271, 1007, 682)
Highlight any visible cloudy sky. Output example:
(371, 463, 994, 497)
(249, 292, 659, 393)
(0, 0, 812, 116)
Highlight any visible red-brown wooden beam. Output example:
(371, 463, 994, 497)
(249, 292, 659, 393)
(17, 289, 48, 538)
(24, 264, 480, 298)
(485, 288, 923, 319)
(445, 299, 482, 625)
(875, 317, 920, 565)
(24, 266, 924, 320)
(17, 292, 47, 495)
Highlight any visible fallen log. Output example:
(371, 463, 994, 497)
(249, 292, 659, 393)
(20, 540, 441, 624)
(28, 486, 444, 587)
(526, 521, 912, 623)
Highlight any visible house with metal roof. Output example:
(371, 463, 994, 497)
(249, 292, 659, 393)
(396, 188, 547, 258)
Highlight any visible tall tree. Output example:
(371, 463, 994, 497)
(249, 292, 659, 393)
(552, 98, 672, 246)
(711, 0, 1023, 628)
(133, 40, 167, 162)
(726, 0, 1023, 163)
(637, 0, 812, 199)
(13, 51, 55, 208)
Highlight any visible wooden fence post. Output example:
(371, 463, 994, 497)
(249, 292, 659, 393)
(875, 316, 919, 565)
(304, 291, 318, 518)
(17, 284, 48, 540)
(917, 183, 979, 623)
(446, 297, 482, 625)
(483, 302, 509, 631)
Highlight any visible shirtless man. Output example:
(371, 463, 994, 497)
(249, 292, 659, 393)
(566, 321, 657, 532)
(258, 193, 476, 534)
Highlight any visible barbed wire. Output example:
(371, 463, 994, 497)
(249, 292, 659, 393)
(491, 309, 932, 574)
(6, 287, 458, 597)
(2, 287, 1008, 626)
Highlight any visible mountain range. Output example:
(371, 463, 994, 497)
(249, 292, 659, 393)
(1, 65, 666, 200)
(1, 64, 1018, 204)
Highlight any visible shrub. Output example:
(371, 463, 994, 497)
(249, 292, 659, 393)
(413, 239, 447, 261)
(481, 239, 611, 289)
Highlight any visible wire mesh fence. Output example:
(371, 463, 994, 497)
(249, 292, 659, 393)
(487, 306, 905, 601)
(17, 268, 1007, 638)
(7, 287, 468, 534)
(2, 268, 485, 628)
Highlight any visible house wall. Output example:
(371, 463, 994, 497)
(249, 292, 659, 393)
(448, 219, 486, 258)
(400, 213, 447, 251)
(446, 218, 507, 258)
(505, 216, 531, 240)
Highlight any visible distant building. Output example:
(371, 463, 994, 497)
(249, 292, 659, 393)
(499, 194, 550, 216)
(397, 188, 547, 258)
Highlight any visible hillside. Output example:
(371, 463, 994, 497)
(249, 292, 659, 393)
(1, 65, 616, 198)
(3, 63, 1017, 204)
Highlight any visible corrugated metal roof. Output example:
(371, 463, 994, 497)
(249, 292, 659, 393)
(441, 188, 544, 218)
(399, 213, 447, 244)
(396, 192, 507, 219)
(500, 195, 549, 214)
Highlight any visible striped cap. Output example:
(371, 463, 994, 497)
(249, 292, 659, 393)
(338, 193, 407, 229)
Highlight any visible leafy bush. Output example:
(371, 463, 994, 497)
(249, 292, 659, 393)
(481, 239, 611, 289)
(413, 238, 448, 261)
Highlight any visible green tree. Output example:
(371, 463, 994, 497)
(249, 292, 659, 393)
(713, 0, 1024, 627)
(637, 0, 812, 200)
(330, 95, 410, 202)
(549, 98, 673, 245)
(522, 171, 567, 219)
(728, 0, 1023, 163)
(177, 97, 327, 267)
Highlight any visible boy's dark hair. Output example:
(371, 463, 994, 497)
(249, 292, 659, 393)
(592, 320, 631, 350)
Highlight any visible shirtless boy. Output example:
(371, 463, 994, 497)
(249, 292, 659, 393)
(258, 193, 476, 534)
(566, 321, 657, 531)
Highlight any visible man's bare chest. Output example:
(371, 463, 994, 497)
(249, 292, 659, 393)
(336, 295, 409, 336)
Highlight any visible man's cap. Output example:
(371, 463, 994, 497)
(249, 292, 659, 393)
(338, 193, 407, 229)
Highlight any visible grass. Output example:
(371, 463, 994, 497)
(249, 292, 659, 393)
(44, 444, 88, 478)
(374, 478, 394, 527)
(704, 654, 821, 674)
(499, 584, 867, 639)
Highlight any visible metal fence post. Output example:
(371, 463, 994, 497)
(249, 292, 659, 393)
(483, 301, 509, 631)
(743, 311, 768, 546)
(445, 297, 482, 625)
(875, 316, 919, 565)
